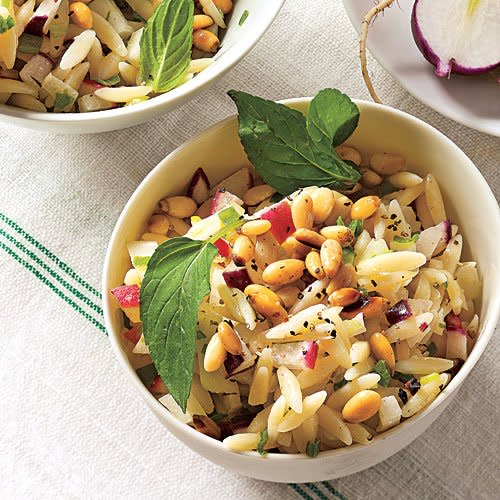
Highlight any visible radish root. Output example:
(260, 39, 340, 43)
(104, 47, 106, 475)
(360, 0, 397, 103)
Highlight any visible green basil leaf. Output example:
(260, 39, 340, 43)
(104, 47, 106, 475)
(140, 0, 193, 92)
(228, 90, 361, 195)
(140, 237, 217, 411)
(374, 359, 391, 387)
(306, 88, 360, 149)
(306, 438, 321, 457)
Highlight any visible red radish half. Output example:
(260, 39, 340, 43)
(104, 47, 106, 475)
(187, 168, 211, 204)
(222, 268, 252, 291)
(259, 200, 295, 244)
(214, 238, 231, 258)
(412, 0, 500, 77)
(111, 284, 140, 307)
(303, 341, 319, 369)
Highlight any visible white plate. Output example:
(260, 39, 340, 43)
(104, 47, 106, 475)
(343, 0, 500, 137)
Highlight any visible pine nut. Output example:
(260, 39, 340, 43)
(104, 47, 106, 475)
(204, 333, 227, 372)
(342, 183, 362, 195)
(148, 214, 170, 235)
(281, 237, 310, 259)
(326, 264, 357, 294)
(243, 184, 276, 206)
(387, 171, 422, 188)
(193, 14, 213, 30)
(232, 235, 254, 266)
(362, 169, 383, 187)
(305, 251, 325, 280)
(69, 2, 93, 29)
(213, 0, 233, 14)
(217, 321, 242, 355)
(320, 226, 354, 247)
(342, 390, 381, 423)
(293, 228, 326, 249)
(351, 195, 380, 220)
(192, 415, 221, 439)
(311, 187, 335, 224)
(193, 29, 220, 53)
(340, 296, 389, 320)
(336, 145, 362, 166)
(328, 287, 360, 307)
(324, 194, 353, 225)
(254, 232, 282, 269)
(262, 259, 305, 286)
(320, 239, 342, 279)
(275, 286, 300, 309)
(291, 192, 314, 229)
(195, 199, 212, 218)
(160, 196, 197, 218)
(369, 332, 395, 372)
(245, 284, 288, 325)
(370, 153, 405, 175)
(166, 215, 190, 236)
(241, 219, 271, 236)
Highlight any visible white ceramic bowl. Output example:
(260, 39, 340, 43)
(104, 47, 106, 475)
(102, 98, 500, 483)
(0, 0, 284, 134)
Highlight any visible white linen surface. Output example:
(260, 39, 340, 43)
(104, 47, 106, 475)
(1, 1, 499, 498)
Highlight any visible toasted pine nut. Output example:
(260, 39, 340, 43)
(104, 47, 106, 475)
(262, 259, 305, 286)
(166, 215, 190, 236)
(351, 195, 380, 220)
(328, 287, 360, 307)
(192, 415, 221, 439)
(291, 192, 313, 229)
(311, 187, 335, 224)
(193, 14, 213, 30)
(69, 2, 93, 29)
(293, 228, 326, 249)
(369, 332, 395, 373)
(232, 235, 254, 266)
(340, 296, 389, 320)
(342, 183, 362, 195)
(320, 226, 354, 247)
(336, 145, 362, 166)
(160, 196, 197, 218)
(243, 184, 276, 206)
(326, 264, 356, 294)
(254, 232, 282, 269)
(370, 153, 405, 175)
(204, 333, 227, 372)
(281, 237, 310, 259)
(241, 219, 272, 236)
(195, 198, 212, 218)
(320, 239, 342, 279)
(217, 321, 242, 355)
(245, 284, 288, 325)
(362, 169, 383, 187)
(213, 0, 233, 14)
(305, 251, 325, 280)
(342, 390, 381, 423)
(275, 286, 300, 309)
(148, 214, 170, 235)
(193, 29, 220, 53)
(387, 171, 422, 188)
(324, 193, 353, 225)
(141, 232, 168, 244)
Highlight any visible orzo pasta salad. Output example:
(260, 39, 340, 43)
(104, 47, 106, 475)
(110, 89, 481, 456)
(0, 0, 238, 112)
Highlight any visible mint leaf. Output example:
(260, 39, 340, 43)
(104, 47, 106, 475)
(374, 359, 391, 387)
(140, 237, 217, 411)
(0, 15, 14, 34)
(257, 429, 268, 456)
(140, 0, 193, 92)
(306, 438, 321, 457)
(228, 90, 361, 195)
(307, 88, 360, 150)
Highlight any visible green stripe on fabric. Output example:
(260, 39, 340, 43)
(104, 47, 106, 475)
(304, 483, 330, 500)
(320, 482, 347, 500)
(0, 212, 100, 298)
(289, 484, 315, 500)
(0, 240, 106, 333)
(0, 228, 103, 315)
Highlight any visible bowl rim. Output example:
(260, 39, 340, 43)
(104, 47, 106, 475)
(102, 97, 500, 461)
(0, 0, 285, 124)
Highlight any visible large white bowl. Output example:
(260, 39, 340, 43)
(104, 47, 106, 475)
(0, 0, 284, 134)
(102, 98, 500, 483)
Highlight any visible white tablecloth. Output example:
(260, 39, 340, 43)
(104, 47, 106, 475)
(1, 1, 499, 498)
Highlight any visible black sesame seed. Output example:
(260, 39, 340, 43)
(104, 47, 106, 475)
(371, 279, 377, 287)
(390, 213, 397, 220)
(315, 293, 322, 298)
(297, 292, 304, 299)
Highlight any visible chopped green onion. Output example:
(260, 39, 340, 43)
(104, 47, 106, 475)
(342, 247, 355, 264)
(18, 33, 42, 54)
(257, 429, 268, 456)
(0, 15, 14, 34)
(333, 378, 348, 390)
(238, 9, 249, 26)
(348, 219, 363, 237)
(95, 75, 121, 86)
(393, 233, 420, 244)
(374, 359, 391, 387)
(336, 216, 345, 226)
(306, 438, 321, 457)
(54, 92, 75, 111)
(393, 371, 413, 383)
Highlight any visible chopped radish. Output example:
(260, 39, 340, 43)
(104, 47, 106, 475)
(445, 312, 462, 331)
(187, 168, 211, 204)
(412, 0, 500, 77)
(222, 268, 252, 292)
(124, 326, 141, 344)
(259, 200, 295, 244)
(385, 300, 412, 325)
(25, 0, 63, 36)
(210, 188, 243, 215)
(303, 341, 319, 369)
(446, 328, 468, 360)
(150, 375, 167, 395)
(214, 238, 230, 258)
(111, 284, 140, 307)
(211, 167, 253, 199)
(416, 220, 451, 259)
